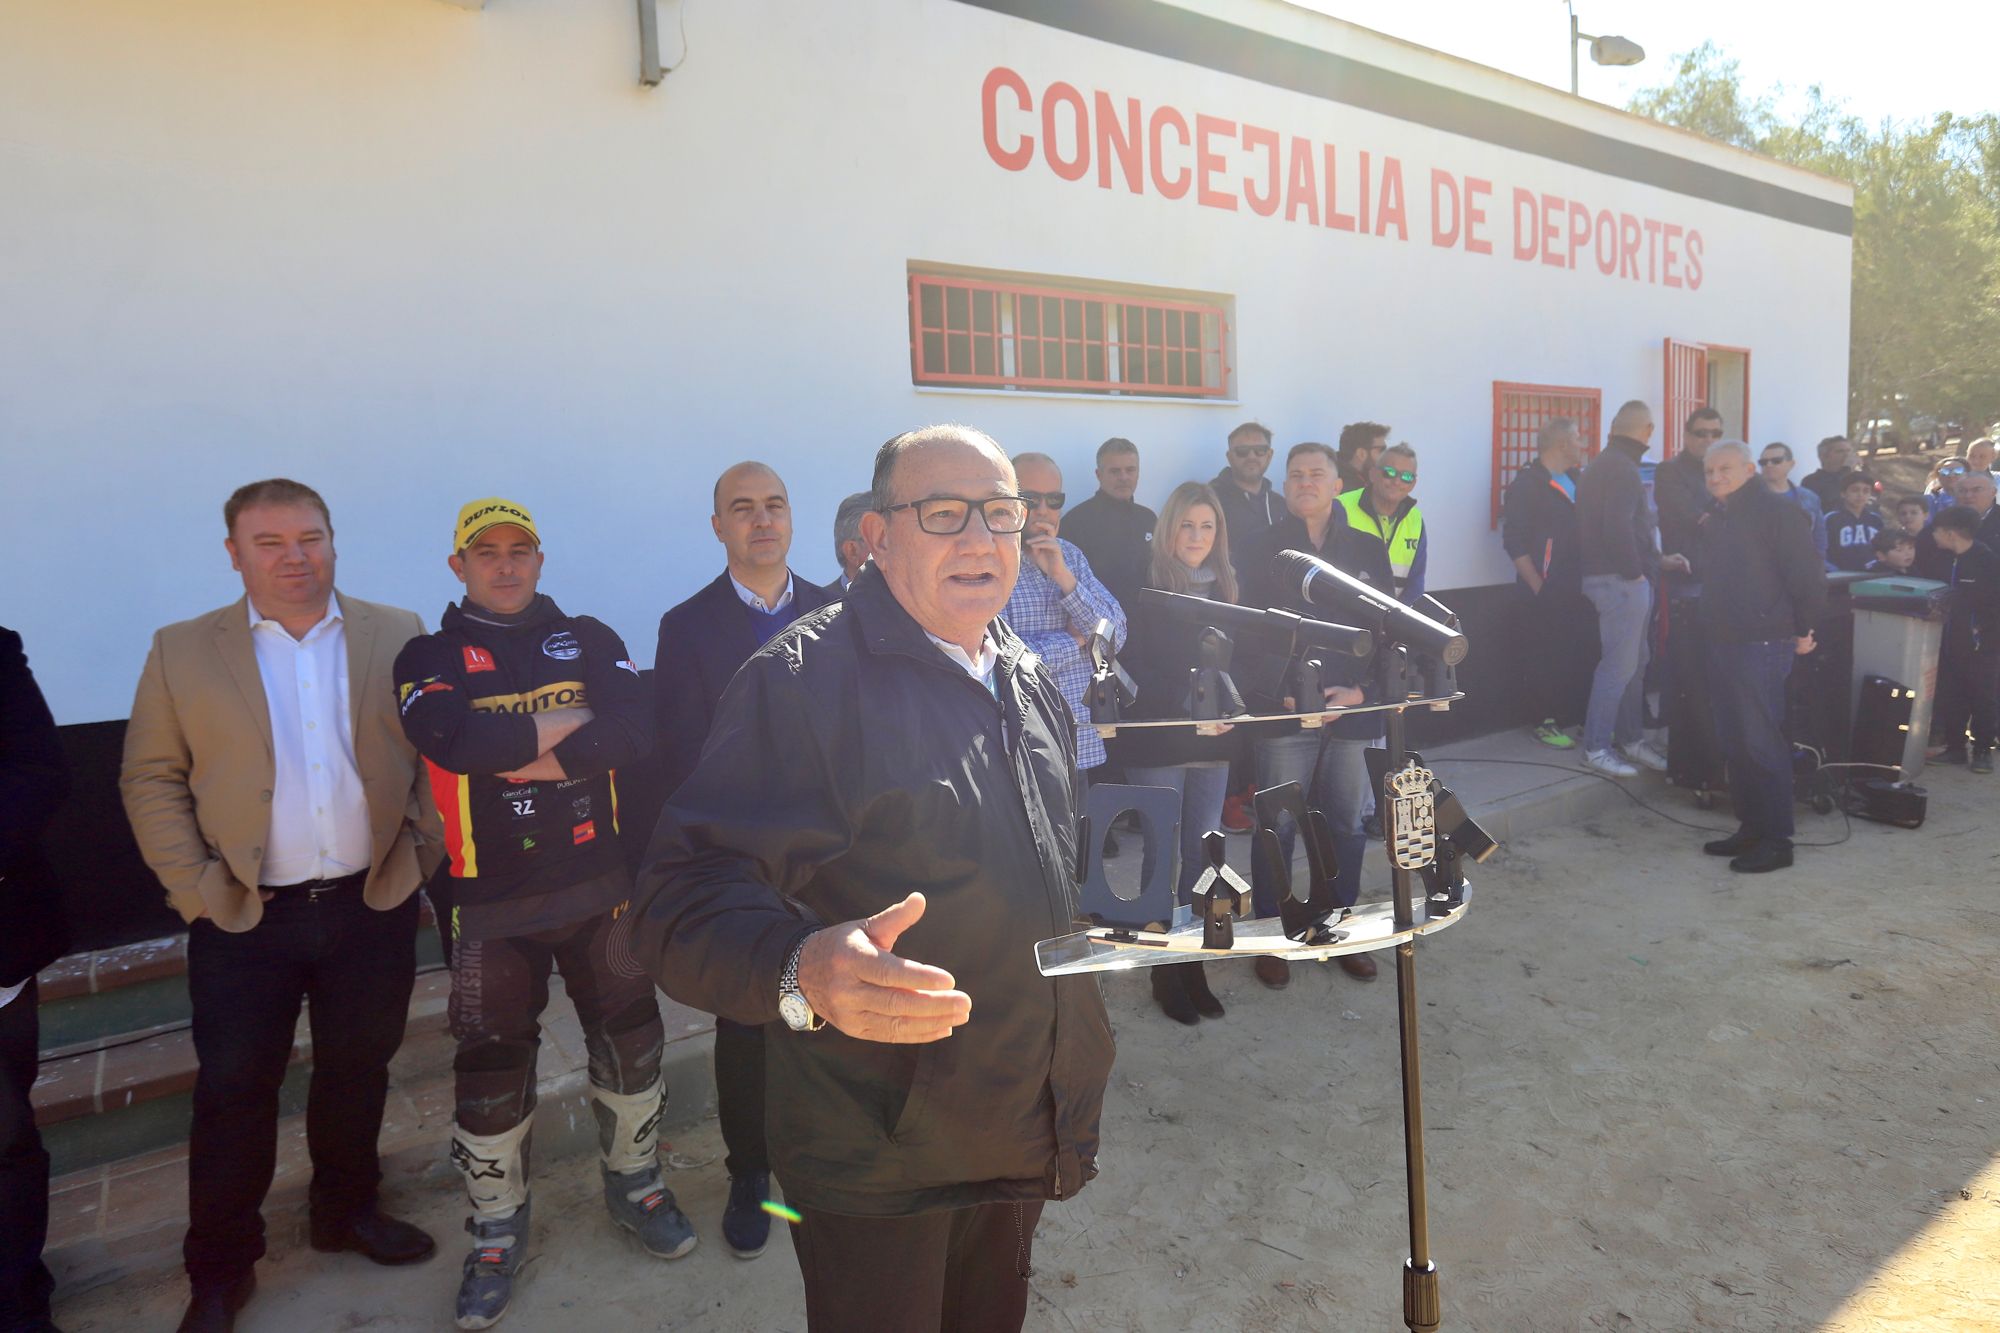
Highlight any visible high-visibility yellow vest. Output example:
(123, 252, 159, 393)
(1337, 489, 1424, 592)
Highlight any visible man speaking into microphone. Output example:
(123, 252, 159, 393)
(628, 425, 1114, 1333)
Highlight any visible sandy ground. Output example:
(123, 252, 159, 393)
(53, 761, 1999, 1332)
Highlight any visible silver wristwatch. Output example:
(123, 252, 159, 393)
(778, 933, 824, 1032)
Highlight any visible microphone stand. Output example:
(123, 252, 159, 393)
(1381, 644, 1439, 1333)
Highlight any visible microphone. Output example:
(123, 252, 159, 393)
(1270, 550, 1468, 666)
(1083, 618, 1137, 722)
(1137, 588, 1374, 660)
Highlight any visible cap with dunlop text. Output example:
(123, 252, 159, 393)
(454, 498, 541, 553)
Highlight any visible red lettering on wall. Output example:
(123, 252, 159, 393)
(1513, 188, 1538, 261)
(1539, 193, 1565, 268)
(1464, 177, 1492, 254)
(1357, 150, 1372, 233)
(1149, 106, 1191, 200)
(1661, 221, 1684, 288)
(1376, 157, 1407, 239)
(1430, 169, 1460, 248)
(1619, 212, 1641, 279)
(1686, 230, 1705, 290)
(1095, 92, 1142, 193)
(1284, 138, 1319, 225)
(1325, 144, 1355, 231)
(1594, 209, 1618, 275)
(1242, 124, 1280, 216)
(1042, 82, 1089, 182)
(1562, 200, 1588, 269)
(1195, 114, 1238, 211)
(982, 67, 1033, 171)
(1643, 217, 1663, 283)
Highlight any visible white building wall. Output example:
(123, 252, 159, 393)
(0, 0, 1852, 724)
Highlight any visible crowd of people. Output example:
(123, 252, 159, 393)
(1506, 410, 2000, 876)
(1, 411, 1995, 1333)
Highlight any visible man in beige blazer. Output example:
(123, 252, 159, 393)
(121, 478, 443, 1333)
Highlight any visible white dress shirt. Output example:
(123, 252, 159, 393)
(249, 598, 372, 886)
(925, 630, 1000, 696)
(729, 572, 795, 614)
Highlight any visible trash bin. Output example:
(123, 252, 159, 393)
(1847, 576, 1947, 778)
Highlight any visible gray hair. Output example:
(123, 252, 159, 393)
(1011, 451, 1060, 478)
(1609, 399, 1653, 436)
(869, 423, 1010, 510)
(832, 490, 871, 565)
(1536, 417, 1579, 452)
(1707, 439, 1754, 467)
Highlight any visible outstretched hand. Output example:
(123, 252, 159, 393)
(796, 893, 971, 1043)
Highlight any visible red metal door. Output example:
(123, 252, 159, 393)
(1662, 338, 1707, 459)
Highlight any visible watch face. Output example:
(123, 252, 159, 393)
(778, 992, 814, 1031)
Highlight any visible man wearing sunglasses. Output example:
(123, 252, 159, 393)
(1655, 408, 1725, 578)
(631, 425, 1113, 1333)
(1209, 421, 1285, 575)
(1003, 452, 1127, 775)
(1756, 443, 1830, 569)
(1335, 443, 1429, 605)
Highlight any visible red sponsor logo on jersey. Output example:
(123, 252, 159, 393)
(463, 645, 497, 673)
(572, 820, 597, 845)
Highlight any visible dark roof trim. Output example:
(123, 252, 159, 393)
(951, 0, 1853, 237)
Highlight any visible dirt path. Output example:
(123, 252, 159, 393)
(55, 766, 1999, 1331)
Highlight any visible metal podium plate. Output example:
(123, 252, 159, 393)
(1035, 885, 1471, 976)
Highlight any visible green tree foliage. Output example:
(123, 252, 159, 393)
(1629, 44, 2000, 437)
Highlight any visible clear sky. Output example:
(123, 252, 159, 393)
(1294, 1, 1998, 128)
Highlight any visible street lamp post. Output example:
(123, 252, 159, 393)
(1566, 1, 1646, 95)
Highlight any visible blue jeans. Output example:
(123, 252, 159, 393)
(1582, 574, 1653, 753)
(1252, 732, 1369, 918)
(1124, 762, 1233, 903)
(1705, 638, 1797, 843)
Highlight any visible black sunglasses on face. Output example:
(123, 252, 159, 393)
(1380, 465, 1417, 484)
(1020, 490, 1065, 511)
(1691, 428, 1725, 440)
(877, 495, 1030, 535)
(1231, 444, 1272, 457)
(1759, 458, 1786, 467)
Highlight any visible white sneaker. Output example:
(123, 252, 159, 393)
(1621, 739, 1669, 772)
(1584, 748, 1639, 778)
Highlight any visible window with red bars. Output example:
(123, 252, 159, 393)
(908, 269, 1230, 398)
(1491, 382, 1603, 529)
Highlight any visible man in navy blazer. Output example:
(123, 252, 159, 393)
(646, 461, 836, 1260)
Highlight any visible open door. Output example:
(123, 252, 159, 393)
(1705, 345, 1751, 443)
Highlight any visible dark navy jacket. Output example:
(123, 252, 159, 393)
(0, 628, 70, 986)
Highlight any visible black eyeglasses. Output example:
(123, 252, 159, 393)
(878, 495, 1030, 535)
(1380, 465, 1417, 484)
(1231, 444, 1272, 458)
(1691, 428, 1726, 440)
(1759, 457, 1787, 467)
(1020, 490, 1066, 512)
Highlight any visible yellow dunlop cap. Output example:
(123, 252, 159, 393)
(454, 498, 540, 553)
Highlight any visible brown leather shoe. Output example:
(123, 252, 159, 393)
(1253, 956, 1291, 989)
(1338, 954, 1378, 981)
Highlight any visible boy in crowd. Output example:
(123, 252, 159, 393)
(1826, 472, 1886, 572)
(1897, 496, 1952, 580)
(1928, 506, 2000, 771)
(1866, 528, 1917, 574)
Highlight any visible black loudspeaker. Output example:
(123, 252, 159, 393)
(1846, 778, 1927, 829)
(1850, 673, 1915, 772)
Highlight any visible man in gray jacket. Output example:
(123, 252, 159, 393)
(1575, 400, 1689, 778)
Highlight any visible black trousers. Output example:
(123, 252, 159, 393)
(184, 885, 418, 1285)
(447, 908, 663, 1135)
(0, 979, 54, 1329)
(1514, 582, 1596, 727)
(791, 1200, 1045, 1333)
(714, 1018, 768, 1176)
(1932, 632, 2000, 754)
